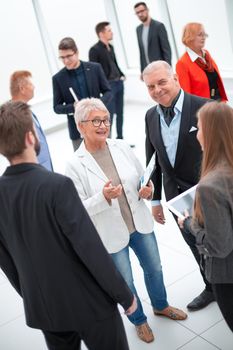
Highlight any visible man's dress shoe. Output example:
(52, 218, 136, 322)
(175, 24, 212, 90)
(187, 289, 215, 311)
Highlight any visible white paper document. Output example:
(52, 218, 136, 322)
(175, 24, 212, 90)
(69, 87, 79, 102)
(139, 153, 156, 188)
(164, 185, 197, 219)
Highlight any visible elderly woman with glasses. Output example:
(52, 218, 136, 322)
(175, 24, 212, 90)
(176, 22, 227, 101)
(66, 97, 187, 344)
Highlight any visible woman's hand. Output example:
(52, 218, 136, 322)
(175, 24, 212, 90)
(103, 180, 122, 202)
(138, 180, 153, 199)
(178, 210, 190, 229)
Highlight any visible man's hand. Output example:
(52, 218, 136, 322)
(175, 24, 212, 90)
(152, 205, 166, 224)
(103, 180, 122, 201)
(138, 180, 153, 199)
(125, 295, 137, 316)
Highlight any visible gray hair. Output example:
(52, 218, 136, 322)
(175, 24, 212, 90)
(74, 98, 109, 132)
(142, 60, 173, 78)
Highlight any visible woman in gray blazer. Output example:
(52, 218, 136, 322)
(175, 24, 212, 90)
(66, 98, 187, 344)
(180, 101, 233, 332)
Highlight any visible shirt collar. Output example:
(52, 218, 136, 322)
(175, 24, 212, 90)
(175, 89, 184, 113)
(3, 163, 42, 176)
(156, 89, 184, 114)
(98, 40, 109, 49)
(186, 47, 205, 62)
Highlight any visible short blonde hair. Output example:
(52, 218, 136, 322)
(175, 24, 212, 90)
(182, 22, 203, 46)
(10, 70, 32, 97)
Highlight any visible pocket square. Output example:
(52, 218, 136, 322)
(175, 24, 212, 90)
(189, 126, 197, 132)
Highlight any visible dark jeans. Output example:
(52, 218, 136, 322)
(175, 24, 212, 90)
(212, 283, 233, 332)
(108, 80, 124, 139)
(179, 221, 212, 292)
(42, 311, 129, 350)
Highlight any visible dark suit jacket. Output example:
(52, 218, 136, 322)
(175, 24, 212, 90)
(145, 92, 209, 201)
(89, 41, 125, 79)
(52, 61, 112, 140)
(0, 163, 133, 332)
(136, 19, 172, 72)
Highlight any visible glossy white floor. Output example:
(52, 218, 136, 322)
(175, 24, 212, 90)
(1, 101, 233, 350)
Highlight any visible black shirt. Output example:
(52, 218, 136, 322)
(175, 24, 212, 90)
(89, 40, 124, 81)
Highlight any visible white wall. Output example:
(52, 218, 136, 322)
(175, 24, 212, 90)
(0, 0, 51, 103)
(38, 0, 107, 67)
(0, 0, 109, 130)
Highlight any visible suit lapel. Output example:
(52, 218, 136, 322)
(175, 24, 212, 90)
(174, 93, 192, 168)
(106, 140, 125, 179)
(148, 20, 154, 46)
(82, 62, 92, 96)
(77, 143, 108, 182)
(152, 108, 174, 172)
(138, 24, 143, 43)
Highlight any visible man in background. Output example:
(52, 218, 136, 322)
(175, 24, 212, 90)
(134, 2, 171, 77)
(52, 37, 112, 150)
(0, 100, 136, 350)
(89, 22, 125, 140)
(143, 61, 215, 311)
(10, 70, 53, 171)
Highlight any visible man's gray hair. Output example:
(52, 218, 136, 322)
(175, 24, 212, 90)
(74, 98, 109, 131)
(142, 60, 173, 78)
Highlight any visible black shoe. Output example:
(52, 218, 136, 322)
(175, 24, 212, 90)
(187, 290, 215, 311)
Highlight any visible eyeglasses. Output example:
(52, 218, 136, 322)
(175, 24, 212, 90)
(197, 32, 208, 38)
(135, 8, 147, 15)
(81, 118, 111, 127)
(59, 52, 76, 60)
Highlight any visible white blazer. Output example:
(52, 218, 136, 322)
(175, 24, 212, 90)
(66, 139, 154, 253)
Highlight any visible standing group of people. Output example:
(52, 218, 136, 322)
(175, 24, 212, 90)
(52, 2, 173, 149)
(0, 2, 233, 350)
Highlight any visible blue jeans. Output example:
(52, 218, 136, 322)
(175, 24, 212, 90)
(111, 231, 168, 326)
(108, 80, 124, 139)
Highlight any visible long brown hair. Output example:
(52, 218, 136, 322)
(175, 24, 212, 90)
(194, 102, 233, 225)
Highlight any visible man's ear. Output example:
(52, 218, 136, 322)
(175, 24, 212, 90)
(25, 131, 35, 147)
(19, 82, 25, 94)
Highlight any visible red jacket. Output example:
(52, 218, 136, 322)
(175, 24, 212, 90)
(176, 51, 228, 102)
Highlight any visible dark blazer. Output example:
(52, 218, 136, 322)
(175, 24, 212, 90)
(136, 19, 172, 72)
(145, 92, 209, 201)
(52, 61, 112, 140)
(89, 41, 125, 79)
(0, 163, 133, 332)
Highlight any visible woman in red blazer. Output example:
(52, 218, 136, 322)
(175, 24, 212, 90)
(176, 23, 227, 101)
